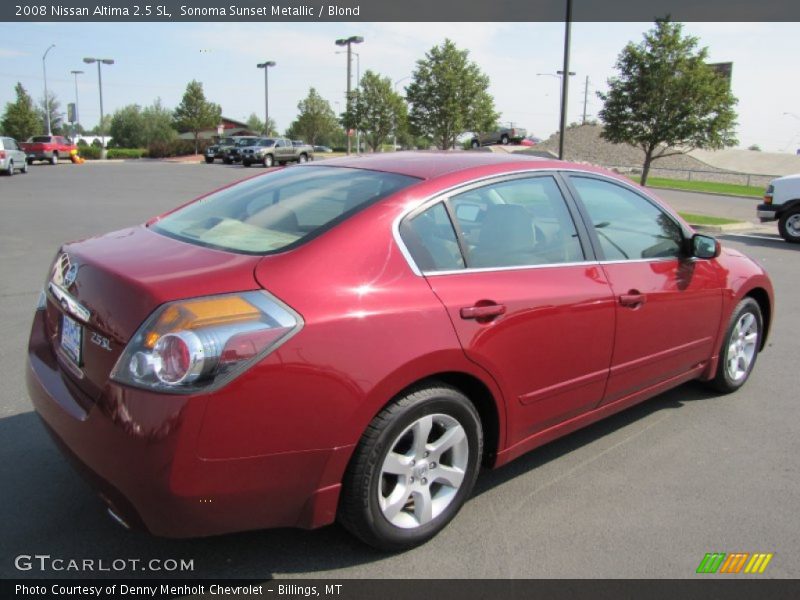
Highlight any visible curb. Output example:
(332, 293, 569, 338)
(645, 185, 762, 200)
(688, 222, 755, 233)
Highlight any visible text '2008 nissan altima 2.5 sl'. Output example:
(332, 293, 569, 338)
(27, 153, 774, 550)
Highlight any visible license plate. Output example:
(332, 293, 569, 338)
(61, 314, 83, 365)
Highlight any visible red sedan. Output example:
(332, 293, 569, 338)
(27, 153, 773, 550)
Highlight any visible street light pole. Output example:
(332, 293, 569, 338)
(337, 50, 361, 152)
(257, 61, 276, 135)
(558, 0, 573, 160)
(42, 44, 56, 136)
(70, 70, 84, 139)
(335, 35, 364, 155)
(83, 57, 115, 159)
(537, 71, 574, 129)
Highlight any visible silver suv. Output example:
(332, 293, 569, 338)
(0, 137, 28, 176)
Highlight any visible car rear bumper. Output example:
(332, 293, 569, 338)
(757, 203, 778, 222)
(26, 309, 349, 537)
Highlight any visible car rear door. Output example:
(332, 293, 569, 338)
(565, 174, 724, 405)
(400, 173, 616, 448)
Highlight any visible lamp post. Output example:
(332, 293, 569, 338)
(70, 70, 84, 139)
(335, 35, 364, 155)
(42, 44, 56, 136)
(393, 76, 411, 151)
(83, 57, 114, 159)
(256, 61, 276, 135)
(558, 0, 573, 160)
(337, 50, 361, 152)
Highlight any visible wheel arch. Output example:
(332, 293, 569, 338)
(744, 287, 772, 350)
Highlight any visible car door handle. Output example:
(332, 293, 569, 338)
(619, 292, 647, 308)
(460, 304, 506, 320)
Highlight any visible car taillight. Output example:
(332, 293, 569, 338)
(111, 291, 302, 393)
(0, 151, 6, 159)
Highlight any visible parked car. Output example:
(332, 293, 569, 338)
(0, 136, 29, 175)
(204, 136, 236, 164)
(223, 136, 259, 164)
(470, 127, 527, 148)
(20, 135, 77, 165)
(28, 153, 773, 551)
(520, 136, 542, 147)
(758, 174, 800, 243)
(313, 145, 333, 153)
(241, 137, 313, 167)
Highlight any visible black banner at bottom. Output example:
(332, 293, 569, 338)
(4, 579, 800, 600)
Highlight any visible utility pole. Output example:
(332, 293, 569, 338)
(582, 75, 589, 125)
(42, 45, 56, 135)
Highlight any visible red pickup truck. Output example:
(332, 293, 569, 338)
(21, 135, 77, 165)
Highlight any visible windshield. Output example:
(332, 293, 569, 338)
(236, 138, 257, 147)
(258, 139, 276, 147)
(152, 166, 420, 254)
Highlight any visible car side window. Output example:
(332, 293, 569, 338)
(9, 139, 19, 150)
(402, 203, 465, 272)
(571, 176, 684, 261)
(449, 176, 584, 268)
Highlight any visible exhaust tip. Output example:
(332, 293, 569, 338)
(107, 506, 131, 530)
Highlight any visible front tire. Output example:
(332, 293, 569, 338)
(205, 156, 214, 164)
(471, 140, 479, 149)
(21, 160, 28, 174)
(339, 383, 482, 551)
(708, 297, 763, 393)
(778, 207, 800, 243)
(298, 153, 308, 163)
(263, 154, 274, 168)
(500, 134, 509, 145)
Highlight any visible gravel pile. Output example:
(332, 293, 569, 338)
(524, 124, 773, 188)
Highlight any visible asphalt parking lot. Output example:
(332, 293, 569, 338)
(1, 160, 798, 579)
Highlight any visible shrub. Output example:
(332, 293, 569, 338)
(107, 148, 147, 159)
(78, 145, 101, 159)
(147, 138, 211, 158)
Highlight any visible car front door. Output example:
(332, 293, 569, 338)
(400, 174, 616, 449)
(565, 175, 725, 405)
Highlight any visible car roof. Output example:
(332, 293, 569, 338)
(315, 151, 572, 180)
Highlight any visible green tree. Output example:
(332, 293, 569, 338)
(1, 83, 41, 140)
(109, 104, 146, 148)
(245, 112, 277, 136)
(347, 70, 407, 152)
(598, 19, 738, 185)
(142, 98, 177, 145)
(88, 114, 113, 136)
(406, 39, 499, 150)
(288, 88, 339, 145)
(37, 91, 63, 135)
(172, 80, 222, 154)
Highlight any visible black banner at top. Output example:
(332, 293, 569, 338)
(3, 0, 800, 22)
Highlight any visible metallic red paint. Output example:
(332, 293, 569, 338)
(27, 153, 774, 538)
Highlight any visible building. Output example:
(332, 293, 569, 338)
(177, 116, 258, 141)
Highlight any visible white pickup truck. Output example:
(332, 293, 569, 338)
(758, 174, 800, 243)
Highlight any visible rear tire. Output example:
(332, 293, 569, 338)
(5, 160, 13, 176)
(339, 383, 482, 551)
(778, 207, 800, 243)
(21, 160, 28, 174)
(707, 297, 763, 393)
(500, 135, 509, 145)
(471, 140, 479, 149)
(50, 153, 59, 165)
(298, 153, 308, 163)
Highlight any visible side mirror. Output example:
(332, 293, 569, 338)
(692, 234, 721, 259)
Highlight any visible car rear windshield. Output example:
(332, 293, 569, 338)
(31, 136, 52, 143)
(151, 166, 420, 254)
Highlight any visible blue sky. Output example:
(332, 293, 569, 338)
(1, 21, 799, 151)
